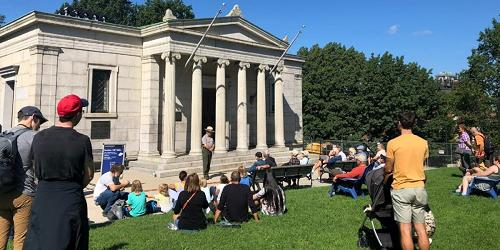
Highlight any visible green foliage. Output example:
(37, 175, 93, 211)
(55, 0, 194, 26)
(299, 43, 447, 142)
(85, 168, 500, 250)
(448, 17, 500, 144)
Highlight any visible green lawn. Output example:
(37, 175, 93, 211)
(69, 168, 500, 249)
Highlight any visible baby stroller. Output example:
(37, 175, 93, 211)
(357, 168, 400, 250)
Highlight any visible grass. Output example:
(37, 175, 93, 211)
(11, 167, 500, 249)
(90, 167, 500, 249)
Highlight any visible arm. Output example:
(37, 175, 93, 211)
(108, 179, 130, 192)
(335, 166, 364, 179)
(215, 187, 228, 223)
(82, 138, 94, 188)
(172, 192, 183, 221)
(214, 209, 221, 223)
(476, 166, 498, 177)
(384, 158, 395, 184)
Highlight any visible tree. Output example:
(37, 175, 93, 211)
(449, 17, 500, 144)
(0, 14, 5, 26)
(299, 43, 446, 142)
(134, 0, 195, 27)
(55, 0, 194, 26)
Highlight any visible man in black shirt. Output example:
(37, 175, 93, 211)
(24, 94, 94, 250)
(214, 171, 259, 223)
(264, 149, 277, 167)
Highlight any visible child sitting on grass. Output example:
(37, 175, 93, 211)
(238, 166, 252, 186)
(155, 183, 172, 213)
(125, 180, 148, 217)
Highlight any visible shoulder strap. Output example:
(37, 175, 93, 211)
(182, 192, 197, 210)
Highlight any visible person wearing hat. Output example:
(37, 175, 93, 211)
(202, 126, 215, 179)
(0, 106, 47, 250)
(24, 94, 94, 250)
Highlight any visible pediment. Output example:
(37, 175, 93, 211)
(171, 17, 288, 49)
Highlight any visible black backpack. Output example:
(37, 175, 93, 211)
(479, 134, 494, 156)
(0, 128, 29, 193)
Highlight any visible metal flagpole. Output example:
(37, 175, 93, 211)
(184, 2, 227, 68)
(269, 25, 306, 74)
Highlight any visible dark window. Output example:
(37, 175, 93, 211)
(91, 69, 111, 113)
(91, 121, 111, 139)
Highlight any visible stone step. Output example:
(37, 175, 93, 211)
(129, 155, 293, 178)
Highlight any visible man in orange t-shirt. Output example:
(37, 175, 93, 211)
(471, 127, 485, 163)
(384, 112, 430, 250)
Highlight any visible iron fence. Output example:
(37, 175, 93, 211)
(303, 139, 465, 168)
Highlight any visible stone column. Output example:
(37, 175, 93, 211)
(214, 59, 230, 153)
(236, 62, 250, 151)
(189, 56, 207, 156)
(161, 52, 181, 158)
(274, 66, 285, 147)
(139, 55, 160, 157)
(256, 64, 269, 149)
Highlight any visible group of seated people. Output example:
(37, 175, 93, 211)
(92, 163, 287, 231)
(309, 143, 387, 183)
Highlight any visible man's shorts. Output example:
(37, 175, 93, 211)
(391, 188, 428, 224)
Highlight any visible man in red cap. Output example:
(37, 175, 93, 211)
(24, 94, 94, 250)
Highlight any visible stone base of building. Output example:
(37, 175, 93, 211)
(128, 146, 301, 178)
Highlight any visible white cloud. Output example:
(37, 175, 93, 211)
(412, 30, 433, 36)
(387, 25, 400, 35)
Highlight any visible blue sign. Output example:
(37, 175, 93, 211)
(100, 144, 126, 174)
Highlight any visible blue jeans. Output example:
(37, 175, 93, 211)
(95, 189, 129, 213)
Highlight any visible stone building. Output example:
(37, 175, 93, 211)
(0, 7, 304, 174)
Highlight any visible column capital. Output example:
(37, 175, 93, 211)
(193, 56, 208, 66)
(258, 64, 269, 71)
(238, 62, 251, 69)
(273, 65, 284, 78)
(216, 58, 230, 68)
(161, 51, 181, 62)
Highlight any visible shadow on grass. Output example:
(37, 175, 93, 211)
(103, 242, 128, 250)
(90, 221, 113, 229)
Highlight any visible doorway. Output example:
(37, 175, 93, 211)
(202, 87, 215, 133)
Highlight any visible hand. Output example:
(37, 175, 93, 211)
(122, 179, 130, 186)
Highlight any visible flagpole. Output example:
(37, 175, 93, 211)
(269, 25, 306, 74)
(184, 2, 227, 68)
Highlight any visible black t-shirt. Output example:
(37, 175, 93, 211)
(173, 191, 209, 230)
(265, 157, 277, 167)
(217, 183, 258, 222)
(32, 126, 93, 186)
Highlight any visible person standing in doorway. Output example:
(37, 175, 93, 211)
(0, 106, 47, 250)
(384, 112, 430, 250)
(202, 126, 215, 180)
(24, 94, 94, 250)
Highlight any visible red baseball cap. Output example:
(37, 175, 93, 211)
(57, 94, 89, 118)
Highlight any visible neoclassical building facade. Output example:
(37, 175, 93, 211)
(0, 8, 304, 161)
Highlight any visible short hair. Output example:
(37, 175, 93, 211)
(158, 183, 169, 196)
(255, 152, 263, 158)
(398, 112, 416, 129)
(220, 174, 229, 184)
(238, 166, 247, 177)
(494, 155, 500, 164)
(110, 164, 125, 174)
(199, 178, 207, 188)
(179, 171, 188, 181)
(131, 180, 143, 193)
(230, 171, 241, 182)
(355, 154, 367, 163)
(184, 173, 200, 193)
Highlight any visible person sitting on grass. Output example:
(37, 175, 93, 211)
(168, 170, 188, 206)
(124, 180, 149, 217)
(333, 154, 367, 183)
(171, 173, 209, 231)
(93, 164, 130, 216)
(253, 172, 286, 216)
(214, 171, 260, 224)
(239, 166, 252, 186)
(199, 178, 215, 214)
(455, 155, 500, 196)
(213, 175, 230, 206)
(155, 183, 172, 213)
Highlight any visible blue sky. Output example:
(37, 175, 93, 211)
(1, 0, 498, 74)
